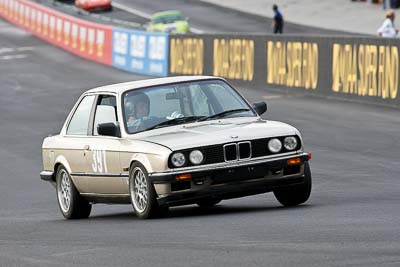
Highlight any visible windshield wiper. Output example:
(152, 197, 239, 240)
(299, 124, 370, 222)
(146, 116, 205, 130)
(197, 109, 251, 122)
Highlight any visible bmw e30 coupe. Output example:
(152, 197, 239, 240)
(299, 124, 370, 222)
(40, 76, 312, 219)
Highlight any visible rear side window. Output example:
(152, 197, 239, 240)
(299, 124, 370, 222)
(67, 95, 95, 135)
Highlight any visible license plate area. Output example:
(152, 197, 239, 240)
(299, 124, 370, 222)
(212, 164, 267, 184)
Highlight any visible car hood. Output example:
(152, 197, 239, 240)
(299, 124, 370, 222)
(129, 117, 299, 151)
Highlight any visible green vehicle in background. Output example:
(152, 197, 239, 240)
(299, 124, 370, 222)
(146, 10, 190, 34)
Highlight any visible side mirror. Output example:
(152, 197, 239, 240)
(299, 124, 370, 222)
(97, 122, 121, 138)
(253, 101, 267, 116)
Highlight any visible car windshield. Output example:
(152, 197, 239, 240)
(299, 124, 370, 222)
(123, 79, 255, 134)
(153, 14, 183, 24)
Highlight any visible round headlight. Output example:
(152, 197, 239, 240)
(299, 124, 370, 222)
(189, 150, 204, 165)
(268, 138, 282, 153)
(171, 152, 186, 167)
(284, 136, 298, 150)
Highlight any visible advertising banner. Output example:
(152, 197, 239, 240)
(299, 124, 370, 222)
(112, 28, 168, 77)
(0, 0, 112, 65)
(169, 34, 400, 107)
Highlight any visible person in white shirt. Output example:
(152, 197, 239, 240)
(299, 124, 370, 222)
(377, 11, 398, 37)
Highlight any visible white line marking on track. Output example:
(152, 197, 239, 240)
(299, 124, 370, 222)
(112, 1, 204, 33)
(0, 47, 34, 54)
(17, 46, 34, 52)
(0, 54, 27, 60)
(262, 95, 284, 100)
(0, 48, 15, 54)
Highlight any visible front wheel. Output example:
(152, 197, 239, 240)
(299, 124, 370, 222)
(273, 161, 312, 206)
(56, 166, 91, 219)
(129, 162, 168, 219)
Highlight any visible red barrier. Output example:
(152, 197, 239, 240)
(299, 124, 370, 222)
(0, 0, 112, 65)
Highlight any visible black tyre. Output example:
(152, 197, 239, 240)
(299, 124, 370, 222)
(196, 197, 222, 208)
(129, 162, 168, 219)
(56, 166, 91, 219)
(273, 161, 312, 206)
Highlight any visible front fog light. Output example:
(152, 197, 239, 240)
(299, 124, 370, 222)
(268, 138, 282, 153)
(171, 152, 186, 167)
(284, 136, 298, 150)
(189, 150, 204, 165)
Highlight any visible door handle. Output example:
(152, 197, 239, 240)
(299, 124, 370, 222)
(83, 145, 90, 150)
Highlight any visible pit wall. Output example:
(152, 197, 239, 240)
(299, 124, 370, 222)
(1, 0, 399, 107)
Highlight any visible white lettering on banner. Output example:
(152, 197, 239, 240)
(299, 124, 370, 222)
(88, 28, 95, 54)
(7, 0, 11, 13)
(14, 1, 18, 17)
(56, 18, 62, 31)
(19, 4, 23, 21)
(96, 30, 105, 57)
(24, 5, 29, 24)
(64, 21, 71, 35)
(9, 0, 14, 14)
(131, 58, 144, 70)
(113, 31, 128, 54)
(43, 13, 48, 25)
(88, 29, 95, 42)
(43, 13, 48, 35)
(79, 26, 86, 40)
(114, 55, 126, 66)
(96, 30, 105, 45)
(130, 34, 146, 58)
(79, 26, 87, 51)
(56, 18, 62, 41)
(64, 20, 71, 45)
(30, 9, 35, 29)
(91, 149, 108, 173)
(71, 23, 78, 48)
(149, 36, 166, 60)
(49, 16, 55, 28)
(13, 1, 18, 18)
(37, 10, 42, 26)
(149, 62, 163, 73)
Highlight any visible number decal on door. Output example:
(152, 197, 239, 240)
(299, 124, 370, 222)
(91, 149, 108, 173)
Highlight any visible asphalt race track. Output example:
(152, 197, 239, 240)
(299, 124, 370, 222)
(114, 0, 357, 35)
(33, 0, 356, 35)
(1, 17, 400, 267)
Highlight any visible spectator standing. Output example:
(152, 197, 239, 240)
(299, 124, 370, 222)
(377, 11, 399, 37)
(272, 4, 284, 34)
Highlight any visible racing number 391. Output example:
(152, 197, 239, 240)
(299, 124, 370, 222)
(92, 149, 108, 173)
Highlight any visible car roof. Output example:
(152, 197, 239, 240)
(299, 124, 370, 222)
(152, 10, 182, 19)
(85, 76, 224, 95)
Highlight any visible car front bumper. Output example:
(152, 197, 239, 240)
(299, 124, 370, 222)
(149, 152, 310, 207)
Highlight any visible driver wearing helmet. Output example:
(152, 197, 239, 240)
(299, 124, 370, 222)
(125, 92, 150, 131)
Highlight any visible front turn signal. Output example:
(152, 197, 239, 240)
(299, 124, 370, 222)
(176, 173, 192, 181)
(287, 157, 302, 166)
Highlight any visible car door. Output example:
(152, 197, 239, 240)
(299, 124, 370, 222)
(82, 94, 126, 195)
(62, 94, 96, 192)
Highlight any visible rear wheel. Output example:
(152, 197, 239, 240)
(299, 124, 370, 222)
(196, 197, 222, 208)
(129, 162, 168, 219)
(273, 162, 312, 206)
(56, 166, 91, 219)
